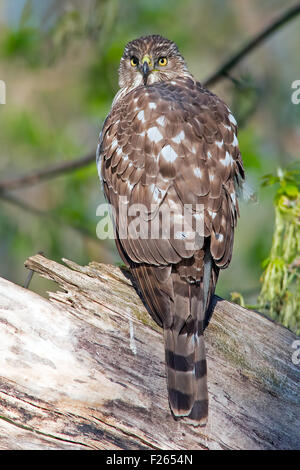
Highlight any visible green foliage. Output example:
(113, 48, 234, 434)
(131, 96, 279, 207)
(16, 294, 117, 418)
(230, 292, 246, 308)
(238, 130, 262, 169)
(52, 9, 83, 49)
(55, 165, 98, 235)
(259, 165, 300, 334)
(0, 27, 41, 66)
(85, 42, 121, 114)
(1, 109, 79, 160)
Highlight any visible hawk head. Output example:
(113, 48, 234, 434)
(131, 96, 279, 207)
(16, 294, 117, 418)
(118, 35, 191, 90)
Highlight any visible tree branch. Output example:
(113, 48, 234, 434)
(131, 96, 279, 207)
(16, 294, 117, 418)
(0, 254, 299, 450)
(0, 191, 97, 241)
(203, 2, 300, 87)
(0, 152, 95, 192)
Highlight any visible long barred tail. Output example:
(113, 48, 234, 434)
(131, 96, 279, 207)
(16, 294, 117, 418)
(164, 326, 208, 425)
(163, 275, 209, 426)
(130, 255, 219, 426)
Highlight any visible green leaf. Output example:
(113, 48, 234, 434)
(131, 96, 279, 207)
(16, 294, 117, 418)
(282, 184, 299, 198)
(261, 257, 270, 269)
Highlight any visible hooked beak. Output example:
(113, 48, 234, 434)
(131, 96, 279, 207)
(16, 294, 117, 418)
(141, 55, 151, 85)
(142, 61, 150, 85)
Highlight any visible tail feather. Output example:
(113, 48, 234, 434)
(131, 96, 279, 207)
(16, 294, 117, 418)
(164, 273, 209, 426)
(130, 252, 219, 426)
(164, 327, 208, 424)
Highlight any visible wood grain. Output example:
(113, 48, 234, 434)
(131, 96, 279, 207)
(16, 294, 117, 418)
(0, 253, 299, 450)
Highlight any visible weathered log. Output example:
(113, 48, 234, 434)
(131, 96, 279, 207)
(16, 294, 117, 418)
(0, 253, 299, 450)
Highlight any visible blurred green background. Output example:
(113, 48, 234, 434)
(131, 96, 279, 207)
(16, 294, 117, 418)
(0, 0, 299, 315)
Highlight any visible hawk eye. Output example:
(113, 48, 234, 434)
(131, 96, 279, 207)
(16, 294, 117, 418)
(158, 57, 168, 66)
(130, 56, 139, 67)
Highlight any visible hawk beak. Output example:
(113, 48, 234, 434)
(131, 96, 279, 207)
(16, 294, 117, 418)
(141, 55, 151, 85)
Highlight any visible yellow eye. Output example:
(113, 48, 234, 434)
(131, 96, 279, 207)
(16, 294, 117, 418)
(158, 57, 167, 66)
(130, 56, 139, 67)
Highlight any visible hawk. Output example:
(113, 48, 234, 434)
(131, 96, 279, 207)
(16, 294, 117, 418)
(96, 35, 244, 426)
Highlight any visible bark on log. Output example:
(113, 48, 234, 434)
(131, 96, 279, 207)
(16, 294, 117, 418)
(0, 253, 299, 450)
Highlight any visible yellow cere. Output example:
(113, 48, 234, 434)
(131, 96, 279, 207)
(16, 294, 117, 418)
(142, 55, 152, 65)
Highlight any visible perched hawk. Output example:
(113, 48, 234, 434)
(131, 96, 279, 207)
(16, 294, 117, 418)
(96, 35, 244, 426)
